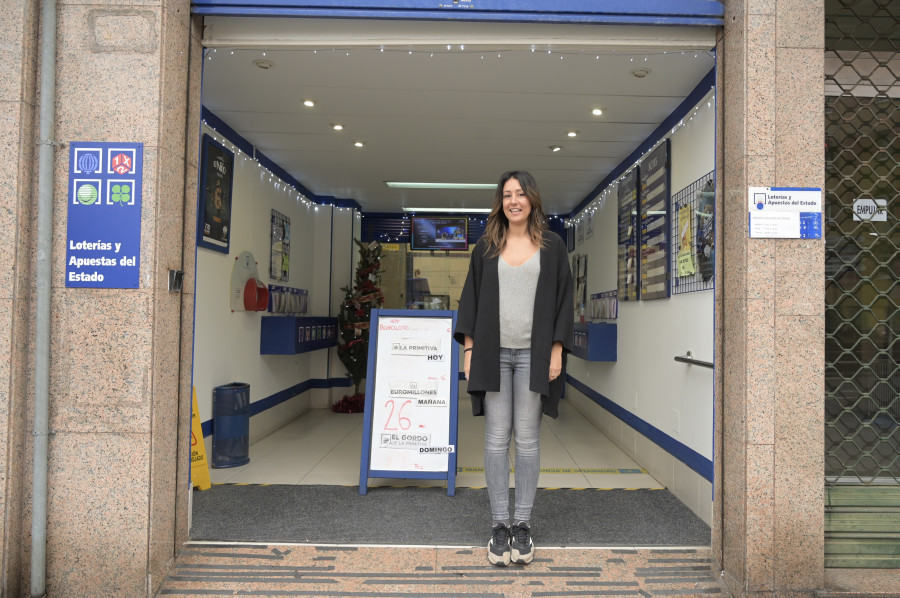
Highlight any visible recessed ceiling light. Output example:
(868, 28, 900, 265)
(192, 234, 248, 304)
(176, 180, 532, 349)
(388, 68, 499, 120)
(567, 130, 578, 137)
(631, 68, 651, 78)
(386, 182, 495, 190)
(549, 146, 562, 152)
(592, 108, 603, 116)
(253, 59, 274, 70)
(331, 123, 344, 131)
(353, 141, 364, 148)
(303, 99, 316, 107)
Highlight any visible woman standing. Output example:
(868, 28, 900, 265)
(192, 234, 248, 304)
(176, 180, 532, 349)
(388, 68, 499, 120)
(454, 171, 574, 566)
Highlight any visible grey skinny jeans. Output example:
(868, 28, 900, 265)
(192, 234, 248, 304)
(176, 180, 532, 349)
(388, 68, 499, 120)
(483, 347, 542, 524)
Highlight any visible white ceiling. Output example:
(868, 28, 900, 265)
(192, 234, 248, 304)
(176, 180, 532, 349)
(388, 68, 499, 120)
(200, 17, 717, 215)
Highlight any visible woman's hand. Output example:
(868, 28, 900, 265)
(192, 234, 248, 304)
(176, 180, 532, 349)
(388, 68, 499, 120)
(549, 342, 563, 381)
(464, 336, 474, 380)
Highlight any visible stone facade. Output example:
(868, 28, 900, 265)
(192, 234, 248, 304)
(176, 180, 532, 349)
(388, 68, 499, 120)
(1, 1, 201, 595)
(716, 2, 826, 595)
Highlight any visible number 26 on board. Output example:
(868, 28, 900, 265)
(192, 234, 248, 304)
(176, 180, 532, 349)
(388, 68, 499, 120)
(383, 399, 412, 431)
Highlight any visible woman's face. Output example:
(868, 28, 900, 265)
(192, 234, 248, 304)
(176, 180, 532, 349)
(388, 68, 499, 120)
(502, 177, 532, 226)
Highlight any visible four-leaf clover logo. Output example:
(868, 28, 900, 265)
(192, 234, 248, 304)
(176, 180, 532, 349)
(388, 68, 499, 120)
(111, 184, 131, 205)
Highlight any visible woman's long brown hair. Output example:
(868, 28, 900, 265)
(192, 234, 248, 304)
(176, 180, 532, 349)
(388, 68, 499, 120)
(481, 170, 548, 257)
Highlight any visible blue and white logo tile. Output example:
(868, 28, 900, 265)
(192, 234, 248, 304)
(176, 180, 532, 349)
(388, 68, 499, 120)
(106, 179, 136, 206)
(73, 179, 102, 206)
(107, 148, 138, 176)
(73, 148, 102, 174)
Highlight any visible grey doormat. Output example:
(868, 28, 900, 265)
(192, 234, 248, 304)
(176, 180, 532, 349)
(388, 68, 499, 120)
(191, 485, 710, 547)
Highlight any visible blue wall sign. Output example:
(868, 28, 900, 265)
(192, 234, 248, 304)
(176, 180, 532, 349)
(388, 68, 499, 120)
(65, 142, 143, 288)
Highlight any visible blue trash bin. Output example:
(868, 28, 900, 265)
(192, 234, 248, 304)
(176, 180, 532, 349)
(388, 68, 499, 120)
(212, 382, 250, 468)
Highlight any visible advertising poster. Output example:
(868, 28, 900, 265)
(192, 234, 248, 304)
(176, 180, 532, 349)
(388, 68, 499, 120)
(696, 180, 716, 282)
(363, 313, 457, 477)
(65, 141, 143, 288)
(197, 134, 234, 253)
(676, 203, 696, 277)
(617, 168, 639, 301)
(270, 210, 290, 282)
(639, 140, 670, 300)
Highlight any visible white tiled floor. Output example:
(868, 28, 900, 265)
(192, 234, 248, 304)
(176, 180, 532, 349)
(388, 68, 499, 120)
(209, 397, 663, 490)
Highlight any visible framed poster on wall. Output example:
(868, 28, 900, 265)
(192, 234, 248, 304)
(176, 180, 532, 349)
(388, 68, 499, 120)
(197, 134, 234, 253)
(639, 140, 671, 300)
(270, 210, 290, 282)
(617, 168, 640, 301)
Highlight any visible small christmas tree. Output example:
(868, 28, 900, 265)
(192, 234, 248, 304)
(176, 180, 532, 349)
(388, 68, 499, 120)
(333, 239, 384, 412)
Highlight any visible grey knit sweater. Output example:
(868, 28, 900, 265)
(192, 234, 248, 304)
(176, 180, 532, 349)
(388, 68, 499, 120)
(498, 251, 540, 349)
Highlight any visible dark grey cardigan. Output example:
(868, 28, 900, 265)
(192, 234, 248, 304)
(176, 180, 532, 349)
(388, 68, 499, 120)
(454, 232, 574, 418)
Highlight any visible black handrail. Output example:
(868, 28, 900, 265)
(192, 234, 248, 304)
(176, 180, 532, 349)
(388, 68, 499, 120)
(674, 354, 714, 369)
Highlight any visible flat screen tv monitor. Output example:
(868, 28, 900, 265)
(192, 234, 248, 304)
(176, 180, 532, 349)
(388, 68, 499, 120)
(410, 216, 468, 251)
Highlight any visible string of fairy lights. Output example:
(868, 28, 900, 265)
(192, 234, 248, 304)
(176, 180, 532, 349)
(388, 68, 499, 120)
(203, 46, 713, 62)
(200, 120, 359, 219)
(203, 86, 716, 243)
(201, 45, 715, 238)
(563, 87, 716, 231)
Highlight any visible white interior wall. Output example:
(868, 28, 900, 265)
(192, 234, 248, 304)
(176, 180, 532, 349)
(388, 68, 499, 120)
(564, 94, 716, 523)
(193, 123, 352, 455)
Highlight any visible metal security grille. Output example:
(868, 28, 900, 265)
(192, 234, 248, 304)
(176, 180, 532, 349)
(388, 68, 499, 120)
(824, 0, 899, 487)
(824, 0, 899, 569)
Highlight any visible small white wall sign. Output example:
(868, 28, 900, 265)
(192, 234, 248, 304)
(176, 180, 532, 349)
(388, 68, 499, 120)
(748, 187, 823, 239)
(852, 198, 887, 222)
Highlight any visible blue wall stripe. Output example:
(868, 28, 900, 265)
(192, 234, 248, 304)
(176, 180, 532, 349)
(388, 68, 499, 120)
(570, 67, 716, 217)
(192, 0, 723, 14)
(566, 375, 713, 482)
(194, 8, 721, 25)
(192, 1, 724, 25)
(201, 376, 353, 437)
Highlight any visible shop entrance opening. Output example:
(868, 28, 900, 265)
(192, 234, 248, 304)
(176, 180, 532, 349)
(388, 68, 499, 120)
(189, 15, 719, 547)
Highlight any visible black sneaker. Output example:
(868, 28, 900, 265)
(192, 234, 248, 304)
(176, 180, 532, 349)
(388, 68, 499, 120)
(510, 522, 534, 564)
(487, 523, 511, 566)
